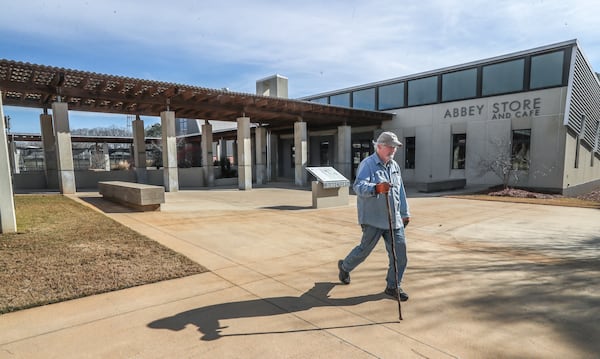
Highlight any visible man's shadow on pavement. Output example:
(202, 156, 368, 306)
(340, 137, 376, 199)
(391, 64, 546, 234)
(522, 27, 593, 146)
(148, 282, 391, 341)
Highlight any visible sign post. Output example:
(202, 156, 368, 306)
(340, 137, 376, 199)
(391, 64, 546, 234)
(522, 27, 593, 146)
(306, 167, 350, 208)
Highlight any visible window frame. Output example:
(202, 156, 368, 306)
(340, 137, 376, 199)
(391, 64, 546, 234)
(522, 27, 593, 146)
(404, 136, 416, 169)
(482, 58, 525, 96)
(329, 92, 351, 107)
(451, 133, 467, 169)
(511, 129, 531, 170)
(378, 82, 405, 110)
(407, 76, 438, 106)
(352, 88, 376, 110)
(442, 68, 478, 102)
(529, 50, 565, 90)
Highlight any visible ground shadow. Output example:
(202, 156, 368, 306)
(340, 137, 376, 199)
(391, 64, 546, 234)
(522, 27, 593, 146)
(260, 205, 313, 211)
(78, 196, 139, 213)
(409, 242, 600, 356)
(148, 282, 389, 341)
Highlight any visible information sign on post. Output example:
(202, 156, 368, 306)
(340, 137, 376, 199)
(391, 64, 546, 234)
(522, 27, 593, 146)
(306, 167, 350, 189)
(306, 167, 350, 208)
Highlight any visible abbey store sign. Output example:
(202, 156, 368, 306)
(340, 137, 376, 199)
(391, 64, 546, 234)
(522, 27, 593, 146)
(443, 97, 541, 120)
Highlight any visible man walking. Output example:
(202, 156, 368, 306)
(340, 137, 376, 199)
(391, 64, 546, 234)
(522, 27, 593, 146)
(338, 131, 410, 301)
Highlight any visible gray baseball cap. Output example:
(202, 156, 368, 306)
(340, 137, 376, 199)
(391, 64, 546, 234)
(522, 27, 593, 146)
(375, 131, 403, 147)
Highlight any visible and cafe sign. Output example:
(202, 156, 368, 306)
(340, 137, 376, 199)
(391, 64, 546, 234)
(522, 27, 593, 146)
(443, 97, 541, 120)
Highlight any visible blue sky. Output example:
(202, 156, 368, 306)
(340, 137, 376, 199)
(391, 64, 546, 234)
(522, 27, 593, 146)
(1, 0, 599, 133)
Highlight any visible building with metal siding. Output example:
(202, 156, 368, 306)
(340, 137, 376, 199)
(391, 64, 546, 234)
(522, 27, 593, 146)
(301, 39, 600, 195)
(1, 40, 599, 196)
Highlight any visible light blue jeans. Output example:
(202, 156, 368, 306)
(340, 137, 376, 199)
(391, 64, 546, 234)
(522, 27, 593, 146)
(341, 224, 407, 289)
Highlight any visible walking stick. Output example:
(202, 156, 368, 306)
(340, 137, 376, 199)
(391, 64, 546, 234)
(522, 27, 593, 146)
(385, 190, 403, 321)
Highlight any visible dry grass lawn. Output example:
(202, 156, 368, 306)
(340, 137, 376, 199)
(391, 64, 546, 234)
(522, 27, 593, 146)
(0, 195, 208, 314)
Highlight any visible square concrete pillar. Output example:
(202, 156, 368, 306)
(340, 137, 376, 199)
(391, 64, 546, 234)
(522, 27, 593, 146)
(268, 132, 278, 180)
(132, 117, 148, 183)
(52, 102, 76, 194)
(102, 143, 111, 171)
(294, 121, 308, 186)
(0, 94, 17, 233)
(40, 114, 59, 189)
(9, 141, 19, 174)
(237, 116, 252, 190)
(336, 125, 352, 180)
(161, 111, 179, 192)
(255, 126, 267, 185)
(216, 138, 223, 163)
(201, 122, 214, 187)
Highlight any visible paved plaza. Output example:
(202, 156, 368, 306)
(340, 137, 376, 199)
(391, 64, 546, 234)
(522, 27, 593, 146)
(1, 185, 598, 358)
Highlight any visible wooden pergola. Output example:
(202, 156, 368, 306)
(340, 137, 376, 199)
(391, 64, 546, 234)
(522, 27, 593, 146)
(0, 59, 393, 132)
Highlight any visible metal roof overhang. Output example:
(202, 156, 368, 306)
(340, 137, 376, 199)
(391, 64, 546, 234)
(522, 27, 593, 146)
(0, 59, 393, 132)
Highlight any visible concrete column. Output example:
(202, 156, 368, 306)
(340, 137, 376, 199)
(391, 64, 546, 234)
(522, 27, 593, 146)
(336, 125, 352, 180)
(40, 114, 58, 189)
(52, 102, 76, 194)
(269, 132, 279, 180)
(217, 138, 227, 161)
(9, 141, 19, 174)
(255, 126, 267, 185)
(266, 130, 273, 181)
(102, 143, 111, 171)
(201, 121, 214, 186)
(216, 138, 223, 163)
(232, 140, 238, 165)
(294, 121, 308, 186)
(132, 117, 147, 183)
(237, 116, 252, 190)
(0, 93, 17, 233)
(161, 110, 179, 192)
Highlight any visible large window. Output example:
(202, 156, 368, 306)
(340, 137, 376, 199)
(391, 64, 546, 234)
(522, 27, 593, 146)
(352, 88, 376, 110)
(452, 134, 466, 169)
(408, 76, 438, 106)
(378, 82, 405, 110)
(178, 118, 188, 134)
(530, 50, 564, 89)
(330, 92, 350, 107)
(442, 69, 477, 102)
(482, 59, 525, 96)
(308, 47, 568, 111)
(311, 97, 328, 104)
(404, 137, 416, 169)
(512, 129, 531, 170)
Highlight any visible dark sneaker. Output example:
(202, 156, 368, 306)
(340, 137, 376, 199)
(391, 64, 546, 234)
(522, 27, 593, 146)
(384, 287, 409, 301)
(338, 260, 350, 284)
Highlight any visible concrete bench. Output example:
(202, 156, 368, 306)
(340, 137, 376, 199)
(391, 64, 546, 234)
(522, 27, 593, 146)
(417, 178, 467, 193)
(98, 181, 165, 211)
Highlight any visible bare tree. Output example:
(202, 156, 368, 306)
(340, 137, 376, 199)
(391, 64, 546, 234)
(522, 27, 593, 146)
(476, 138, 529, 189)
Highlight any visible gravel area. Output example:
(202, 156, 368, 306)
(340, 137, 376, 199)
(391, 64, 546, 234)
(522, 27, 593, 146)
(488, 186, 600, 202)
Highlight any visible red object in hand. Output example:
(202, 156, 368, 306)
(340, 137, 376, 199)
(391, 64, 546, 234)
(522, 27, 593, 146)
(375, 182, 390, 194)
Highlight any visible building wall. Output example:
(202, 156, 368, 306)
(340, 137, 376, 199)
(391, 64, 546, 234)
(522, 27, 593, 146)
(563, 131, 600, 195)
(383, 87, 571, 191)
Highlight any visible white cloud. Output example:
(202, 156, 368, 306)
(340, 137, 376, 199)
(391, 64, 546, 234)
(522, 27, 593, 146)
(1, 0, 599, 98)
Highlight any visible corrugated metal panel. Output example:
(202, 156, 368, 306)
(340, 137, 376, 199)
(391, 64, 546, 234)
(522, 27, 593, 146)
(566, 47, 600, 154)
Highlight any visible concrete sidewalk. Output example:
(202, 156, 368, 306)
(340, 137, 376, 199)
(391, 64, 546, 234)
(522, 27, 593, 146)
(1, 185, 599, 358)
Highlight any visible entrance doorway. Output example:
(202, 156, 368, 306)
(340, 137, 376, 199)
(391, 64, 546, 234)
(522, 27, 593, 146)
(352, 140, 372, 179)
